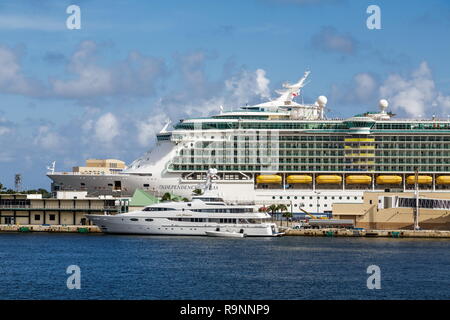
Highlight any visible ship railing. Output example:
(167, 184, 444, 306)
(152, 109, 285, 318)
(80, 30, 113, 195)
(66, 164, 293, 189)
(48, 171, 126, 176)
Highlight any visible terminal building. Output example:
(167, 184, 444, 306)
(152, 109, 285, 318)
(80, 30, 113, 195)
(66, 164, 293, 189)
(0, 191, 126, 226)
(333, 191, 450, 230)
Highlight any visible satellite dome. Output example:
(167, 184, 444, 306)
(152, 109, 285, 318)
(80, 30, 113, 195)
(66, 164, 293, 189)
(317, 96, 328, 106)
(379, 99, 389, 109)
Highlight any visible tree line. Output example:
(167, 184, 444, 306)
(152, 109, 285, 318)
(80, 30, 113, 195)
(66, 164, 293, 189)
(0, 183, 51, 198)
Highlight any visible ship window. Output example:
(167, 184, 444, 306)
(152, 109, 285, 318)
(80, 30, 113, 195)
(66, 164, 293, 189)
(143, 207, 176, 211)
(143, 184, 149, 187)
(130, 218, 138, 221)
(145, 219, 153, 222)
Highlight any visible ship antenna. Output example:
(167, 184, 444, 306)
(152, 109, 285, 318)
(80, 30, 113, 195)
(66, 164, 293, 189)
(47, 161, 56, 174)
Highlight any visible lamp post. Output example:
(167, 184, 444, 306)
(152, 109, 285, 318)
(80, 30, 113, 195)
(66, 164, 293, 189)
(413, 168, 420, 231)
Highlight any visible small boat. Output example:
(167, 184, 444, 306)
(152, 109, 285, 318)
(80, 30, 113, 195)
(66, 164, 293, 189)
(272, 232, 285, 237)
(205, 230, 246, 238)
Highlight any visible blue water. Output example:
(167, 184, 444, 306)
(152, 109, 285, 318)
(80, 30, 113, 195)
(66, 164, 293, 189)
(0, 233, 449, 300)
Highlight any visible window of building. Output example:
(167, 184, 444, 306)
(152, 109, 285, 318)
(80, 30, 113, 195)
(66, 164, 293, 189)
(35, 214, 41, 221)
(49, 214, 56, 221)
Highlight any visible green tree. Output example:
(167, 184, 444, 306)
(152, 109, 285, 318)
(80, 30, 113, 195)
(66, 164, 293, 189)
(161, 192, 173, 202)
(192, 189, 203, 195)
(282, 211, 293, 227)
(267, 204, 278, 222)
(276, 204, 288, 226)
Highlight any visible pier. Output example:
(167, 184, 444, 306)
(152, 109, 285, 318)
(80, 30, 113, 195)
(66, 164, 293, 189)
(1, 223, 449, 238)
(0, 224, 101, 233)
(279, 227, 450, 238)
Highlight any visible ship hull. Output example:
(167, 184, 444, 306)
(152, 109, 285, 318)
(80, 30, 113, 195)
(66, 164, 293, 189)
(87, 214, 278, 237)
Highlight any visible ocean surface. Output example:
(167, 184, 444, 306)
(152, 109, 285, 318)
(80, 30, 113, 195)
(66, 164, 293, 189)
(0, 233, 449, 300)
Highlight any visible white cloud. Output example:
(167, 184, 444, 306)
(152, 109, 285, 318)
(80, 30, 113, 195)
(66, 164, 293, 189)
(379, 62, 449, 116)
(136, 113, 169, 147)
(225, 68, 271, 105)
(0, 46, 43, 96)
(51, 41, 167, 99)
(33, 125, 65, 150)
(330, 72, 378, 105)
(353, 73, 378, 102)
(94, 113, 120, 144)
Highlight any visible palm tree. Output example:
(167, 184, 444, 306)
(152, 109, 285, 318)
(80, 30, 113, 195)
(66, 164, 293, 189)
(192, 189, 203, 196)
(267, 204, 278, 222)
(282, 211, 293, 227)
(276, 204, 288, 226)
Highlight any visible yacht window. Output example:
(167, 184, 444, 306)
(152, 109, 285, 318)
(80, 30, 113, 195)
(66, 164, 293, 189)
(143, 184, 149, 187)
(145, 219, 153, 222)
(130, 218, 138, 221)
(143, 207, 176, 211)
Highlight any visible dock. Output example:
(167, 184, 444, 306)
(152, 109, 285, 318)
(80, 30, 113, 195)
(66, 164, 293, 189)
(1, 223, 449, 238)
(0, 224, 101, 233)
(280, 227, 450, 238)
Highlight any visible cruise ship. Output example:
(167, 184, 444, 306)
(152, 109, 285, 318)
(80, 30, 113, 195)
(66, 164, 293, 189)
(48, 71, 450, 214)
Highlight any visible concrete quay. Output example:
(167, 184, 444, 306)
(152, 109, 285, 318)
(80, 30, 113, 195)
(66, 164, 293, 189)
(280, 227, 450, 238)
(0, 224, 101, 233)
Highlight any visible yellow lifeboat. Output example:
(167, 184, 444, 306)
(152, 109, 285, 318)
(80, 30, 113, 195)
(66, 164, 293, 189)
(436, 176, 450, 185)
(406, 175, 433, 185)
(287, 175, 312, 184)
(376, 175, 402, 185)
(316, 175, 342, 184)
(346, 175, 372, 185)
(256, 175, 282, 184)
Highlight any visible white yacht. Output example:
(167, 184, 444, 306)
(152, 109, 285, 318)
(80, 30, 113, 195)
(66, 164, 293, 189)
(87, 169, 282, 237)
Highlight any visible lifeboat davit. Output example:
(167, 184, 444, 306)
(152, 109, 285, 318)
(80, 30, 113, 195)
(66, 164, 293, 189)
(256, 175, 282, 184)
(316, 175, 342, 184)
(346, 175, 372, 185)
(376, 175, 402, 185)
(406, 175, 432, 185)
(287, 175, 312, 184)
(436, 176, 450, 185)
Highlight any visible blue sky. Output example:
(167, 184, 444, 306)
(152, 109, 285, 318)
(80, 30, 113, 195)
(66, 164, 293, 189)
(0, 0, 450, 189)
